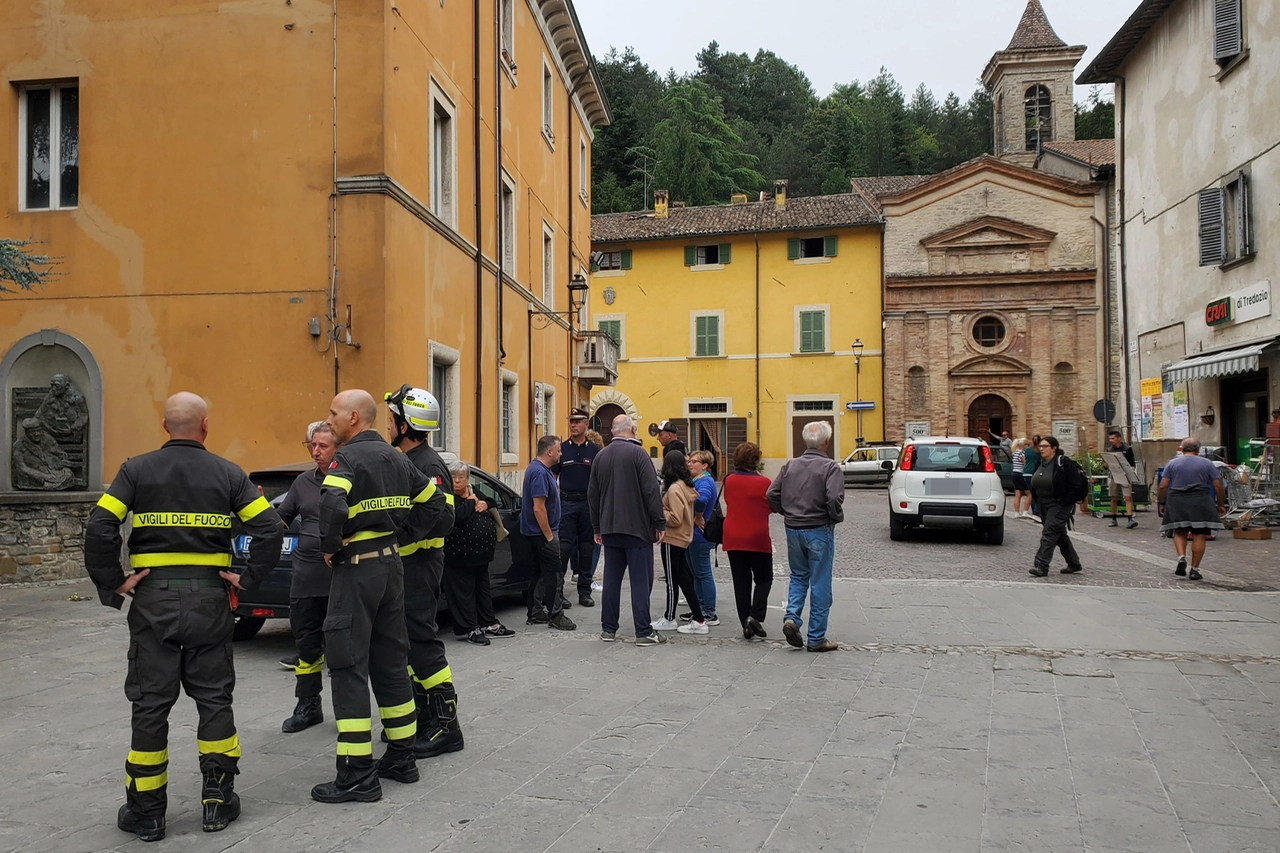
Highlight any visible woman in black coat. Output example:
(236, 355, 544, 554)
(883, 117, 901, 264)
(444, 460, 513, 645)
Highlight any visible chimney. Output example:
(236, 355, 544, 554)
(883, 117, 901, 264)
(759, 191, 771, 203)
(654, 189, 669, 219)
(774, 179, 788, 210)
(731, 192, 748, 205)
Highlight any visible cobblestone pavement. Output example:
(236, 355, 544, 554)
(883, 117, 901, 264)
(2, 570, 1278, 853)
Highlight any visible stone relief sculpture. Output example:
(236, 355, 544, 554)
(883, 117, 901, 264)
(9, 374, 89, 490)
(12, 418, 76, 490)
(35, 374, 89, 443)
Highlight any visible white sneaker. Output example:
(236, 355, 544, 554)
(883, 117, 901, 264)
(651, 618, 679, 631)
(591, 581, 603, 592)
(677, 620, 709, 634)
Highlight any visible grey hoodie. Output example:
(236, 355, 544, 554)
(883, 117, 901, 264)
(766, 448, 845, 529)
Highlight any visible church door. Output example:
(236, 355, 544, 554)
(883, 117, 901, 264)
(967, 394, 1013, 442)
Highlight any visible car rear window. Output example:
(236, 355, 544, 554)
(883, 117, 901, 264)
(910, 444, 986, 473)
(250, 473, 302, 502)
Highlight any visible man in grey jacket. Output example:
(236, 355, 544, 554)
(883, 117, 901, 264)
(588, 415, 667, 646)
(766, 421, 844, 652)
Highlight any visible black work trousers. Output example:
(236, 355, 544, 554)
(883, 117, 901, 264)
(525, 533, 565, 618)
(660, 542, 703, 622)
(123, 578, 238, 820)
(402, 549, 452, 691)
(727, 550, 773, 627)
(600, 539, 655, 637)
(558, 499, 595, 596)
(443, 559, 496, 635)
(289, 595, 329, 698)
(1034, 501, 1082, 570)
(325, 548, 416, 785)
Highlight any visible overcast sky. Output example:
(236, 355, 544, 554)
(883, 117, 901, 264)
(573, 0, 1133, 104)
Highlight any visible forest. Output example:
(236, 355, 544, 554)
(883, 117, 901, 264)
(589, 42, 1115, 214)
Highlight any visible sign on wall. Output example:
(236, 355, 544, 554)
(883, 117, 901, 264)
(1052, 420, 1077, 457)
(1205, 280, 1272, 328)
(904, 421, 931, 440)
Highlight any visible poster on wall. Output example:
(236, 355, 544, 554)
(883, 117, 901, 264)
(1171, 389, 1190, 439)
(1139, 377, 1162, 439)
(904, 421, 931, 440)
(1052, 420, 1078, 456)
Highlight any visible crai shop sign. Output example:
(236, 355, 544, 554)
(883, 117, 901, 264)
(1206, 280, 1271, 327)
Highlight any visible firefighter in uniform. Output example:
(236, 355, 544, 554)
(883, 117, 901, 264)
(84, 392, 283, 843)
(384, 385, 466, 757)
(312, 389, 448, 803)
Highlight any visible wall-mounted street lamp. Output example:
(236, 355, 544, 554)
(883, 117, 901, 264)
(851, 338, 864, 446)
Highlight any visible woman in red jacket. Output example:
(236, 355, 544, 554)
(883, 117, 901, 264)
(722, 442, 774, 639)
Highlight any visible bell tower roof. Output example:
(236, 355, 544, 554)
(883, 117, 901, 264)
(1006, 0, 1067, 51)
(982, 1, 1086, 89)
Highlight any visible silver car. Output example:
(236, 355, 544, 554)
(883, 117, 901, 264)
(841, 445, 900, 486)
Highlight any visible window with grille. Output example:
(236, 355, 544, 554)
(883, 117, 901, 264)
(794, 400, 834, 412)
(1024, 84, 1052, 151)
(973, 316, 1006, 348)
(20, 83, 79, 210)
(694, 314, 720, 357)
(799, 310, 826, 353)
(595, 250, 631, 271)
(688, 402, 728, 414)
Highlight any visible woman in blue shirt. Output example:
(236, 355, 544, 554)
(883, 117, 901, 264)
(686, 450, 719, 626)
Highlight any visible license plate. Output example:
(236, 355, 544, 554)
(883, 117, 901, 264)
(925, 478, 972, 496)
(238, 535, 295, 555)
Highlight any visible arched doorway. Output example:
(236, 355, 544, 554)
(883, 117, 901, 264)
(590, 403, 625, 445)
(968, 394, 1012, 442)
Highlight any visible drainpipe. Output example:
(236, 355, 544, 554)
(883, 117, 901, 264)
(878, 219, 887, 442)
(494, 0, 506, 468)
(1115, 75, 1133, 442)
(754, 234, 761, 446)
(472, 0, 485, 461)
(567, 89, 575, 412)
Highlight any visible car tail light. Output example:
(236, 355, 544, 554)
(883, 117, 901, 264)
(251, 608, 275, 617)
(980, 445, 996, 473)
(898, 445, 914, 471)
(899, 501, 908, 509)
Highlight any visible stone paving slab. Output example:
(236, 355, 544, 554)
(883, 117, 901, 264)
(1, 573, 1278, 853)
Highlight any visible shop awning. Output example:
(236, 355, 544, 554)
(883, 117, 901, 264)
(1164, 342, 1272, 384)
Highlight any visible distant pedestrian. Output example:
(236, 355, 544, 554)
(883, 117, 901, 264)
(1157, 439, 1226, 582)
(1105, 429, 1139, 529)
(766, 421, 844, 652)
(1010, 438, 1032, 518)
(443, 460, 512, 645)
(656, 451, 708, 634)
(1024, 433, 1043, 520)
(989, 429, 1013, 453)
(685, 449, 719, 626)
(723, 441, 773, 640)
(1028, 436, 1084, 577)
(588, 415, 668, 645)
(520, 435, 575, 630)
(656, 420, 688, 457)
(555, 408, 599, 608)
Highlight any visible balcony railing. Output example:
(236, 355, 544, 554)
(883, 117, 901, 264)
(576, 330, 618, 386)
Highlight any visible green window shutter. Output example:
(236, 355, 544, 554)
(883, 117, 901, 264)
(695, 315, 719, 356)
(719, 243, 731, 264)
(800, 310, 825, 353)
(590, 257, 600, 273)
(695, 316, 707, 356)
(684, 245, 697, 267)
(599, 320, 621, 347)
(824, 235, 838, 257)
(707, 315, 719, 355)
(620, 249, 632, 270)
(787, 238, 800, 260)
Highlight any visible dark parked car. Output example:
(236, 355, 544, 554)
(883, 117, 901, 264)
(229, 462, 532, 640)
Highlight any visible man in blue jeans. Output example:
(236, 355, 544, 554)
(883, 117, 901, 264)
(766, 421, 845, 652)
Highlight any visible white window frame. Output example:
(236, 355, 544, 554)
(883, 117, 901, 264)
(541, 381, 556, 437)
(500, 0, 515, 70)
(541, 57, 556, 149)
(500, 171, 516, 278)
(428, 341, 462, 456)
(429, 80, 458, 229)
(683, 397, 733, 417)
(786, 393, 841, 459)
(595, 313, 626, 360)
(794, 304, 831, 354)
(579, 135, 589, 206)
(18, 82, 79, 212)
(500, 369, 519, 464)
(690, 310, 725, 358)
(541, 221, 555, 308)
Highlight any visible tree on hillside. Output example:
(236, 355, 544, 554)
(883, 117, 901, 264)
(652, 77, 764, 206)
(1, 238, 57, 295)
(1075, 87, 1115, 140)
(591, 48, 667, 212)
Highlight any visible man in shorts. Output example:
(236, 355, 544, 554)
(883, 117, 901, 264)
(1106, 429, 1138, 529)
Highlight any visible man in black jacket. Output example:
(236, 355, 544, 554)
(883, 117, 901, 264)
(656, 420, 687, 457)
(85, 392, 283, 842)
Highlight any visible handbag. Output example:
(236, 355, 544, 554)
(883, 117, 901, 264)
(489, 507, 509, 542)
(702, 474, 728, 545)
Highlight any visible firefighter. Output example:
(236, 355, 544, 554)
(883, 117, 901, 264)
(84, 392, 283, 843)
(384, 385, 466, 758)
(312, 389, 447, 803)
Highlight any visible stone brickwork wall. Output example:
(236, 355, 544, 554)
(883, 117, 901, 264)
(0, 493, 97, 584)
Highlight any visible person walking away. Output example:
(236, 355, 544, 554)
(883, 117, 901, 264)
(555, 408, 599, 607)
(1010, 438, 1031, 518)
(385, 386, 465, 760)
(656, 420, 688, 457)
(1157, 439, 1226, 581)
(1028, 436, 1085, 577)
(443, 460, 512, 644)
(521, 435, 576, 630)
(85, 392, 284, 842)
(1024, 434, 1043, 521)
(723, 442, 774, 640)
(766, 422, 844, 652)
(1105, 429, 1139, 529)
(313, 389, 443, 803)
(278, 421, 337, 734)
(588, 415, 668, 645)
(684, 450, 720, 626)
(655, 451, 707, 633)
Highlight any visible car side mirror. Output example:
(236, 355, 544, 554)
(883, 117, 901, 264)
(881, 460, 894, 471)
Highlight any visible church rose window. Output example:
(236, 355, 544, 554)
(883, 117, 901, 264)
(973, 316, 1005, 349)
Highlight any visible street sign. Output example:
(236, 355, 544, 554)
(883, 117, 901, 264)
(1092, 399, 1116, 424)
(845, 401, 875, 411)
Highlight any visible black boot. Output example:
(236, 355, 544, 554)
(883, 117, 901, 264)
(117, 804, 165, 843)
(200, 768, 240, 833)
(376, 749, 420, 784)
(311, 763, 382, 804)
(415, 685, 465, 759)
(282, 695, 324, 733)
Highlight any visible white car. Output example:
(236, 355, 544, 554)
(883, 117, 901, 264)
(888, 436, 1006, 545)
(841, 445, 901, 486)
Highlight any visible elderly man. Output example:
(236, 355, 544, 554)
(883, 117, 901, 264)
(766, 421, 844, 653)
(588, 415, 667, 646)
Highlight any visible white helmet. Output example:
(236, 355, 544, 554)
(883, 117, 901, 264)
(385, 384, 441, 433)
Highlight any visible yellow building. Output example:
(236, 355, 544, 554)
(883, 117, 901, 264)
(589, 186, 884, 475)
(0, 0, 612, 490)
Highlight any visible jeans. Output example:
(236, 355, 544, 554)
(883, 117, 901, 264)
(686, 539, 716, 617)
(558, 499, 595, 597)
(783, 526, 835, 646)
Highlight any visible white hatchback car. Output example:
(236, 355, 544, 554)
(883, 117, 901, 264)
(887, 436, 1006, 544)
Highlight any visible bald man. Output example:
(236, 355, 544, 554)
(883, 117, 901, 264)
(85, 392, 283, 842)
(312, 389, 440, 804)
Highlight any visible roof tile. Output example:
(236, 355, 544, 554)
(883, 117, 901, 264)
(591, 193, 880, 244)
(1040, 139, 1116, 168)
(1007, 0, 1068, 50)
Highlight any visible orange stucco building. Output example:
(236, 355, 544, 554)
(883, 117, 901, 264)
(0, 0, 611, 490)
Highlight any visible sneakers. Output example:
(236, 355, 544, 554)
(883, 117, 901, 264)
(600, 631, 617, 642)
(1108, 517, 1119, 527)
(1126, 518, 1139, 529)
(466, 628, 491, 646)
(1028, 567, 1049, 577)
(279, 655, 299, 670)
(591, 581, 603, 592)
(806, 639, 839, 653)
(484, 623, 516, 637)
(782, 619, 803, 649)
(117, 804, 165, 843)
(679, 612, 694, 622)
(677, 620, 709, 635)
(548, 613, 577, 631)
(311, 774, 382, 804)
(635, 633, 667, 647)
(282, 695, 324, 733)
(704, 615, 721, 627)
(651, 617, 680, 631)
(1175, 556, 1188, 576)
(1060, 565, 1083, 574)
(200, 769, 240, 832)
(1188, 568, 1203, 581)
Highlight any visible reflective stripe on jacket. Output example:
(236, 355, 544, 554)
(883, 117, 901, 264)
(318, 430, 434, 555)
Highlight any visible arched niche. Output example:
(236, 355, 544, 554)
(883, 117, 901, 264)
(0, 330, 104, 492)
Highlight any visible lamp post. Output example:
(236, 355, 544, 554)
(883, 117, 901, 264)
(851, 338, 864, 446)
(530, 272, 593, 409)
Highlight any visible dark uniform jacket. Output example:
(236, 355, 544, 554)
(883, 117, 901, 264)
(317, 430, 440, 557)
(85, 439, 284, 609)
(399, 442, 454, 556)
(277, 467, 331, 598)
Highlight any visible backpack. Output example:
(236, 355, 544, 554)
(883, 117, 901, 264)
(701, 474, 727, 545)
(1059, 456, 1089, 503)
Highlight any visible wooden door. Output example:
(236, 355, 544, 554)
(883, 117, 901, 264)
(792, 416, 835, 458)
(967, 394, 1012, 442)
(591, 404, 624, 445)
